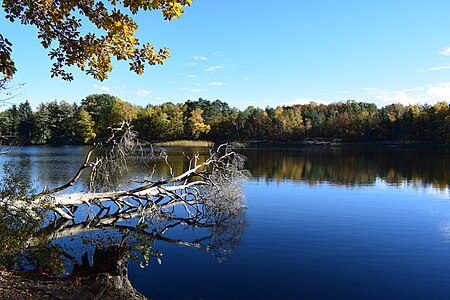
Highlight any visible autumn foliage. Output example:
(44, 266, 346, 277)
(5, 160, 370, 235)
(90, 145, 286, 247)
(0, 96, 449, 145)
(1, 0, 192, 81)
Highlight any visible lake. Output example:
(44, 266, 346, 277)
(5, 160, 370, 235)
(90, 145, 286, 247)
(1, 145, 450, 299)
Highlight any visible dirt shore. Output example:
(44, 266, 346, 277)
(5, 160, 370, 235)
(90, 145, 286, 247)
(0, 269, 148, 300)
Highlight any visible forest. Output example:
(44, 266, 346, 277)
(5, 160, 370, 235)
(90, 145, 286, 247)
(0, 94, 449, 145)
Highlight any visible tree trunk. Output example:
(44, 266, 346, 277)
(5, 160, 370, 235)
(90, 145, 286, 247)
(71, 244, 148, 300)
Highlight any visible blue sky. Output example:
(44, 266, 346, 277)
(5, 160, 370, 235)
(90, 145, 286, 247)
(3, 0, 450, 109)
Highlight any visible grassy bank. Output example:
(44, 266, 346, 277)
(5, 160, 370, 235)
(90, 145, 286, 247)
(154, 140, 214, 147)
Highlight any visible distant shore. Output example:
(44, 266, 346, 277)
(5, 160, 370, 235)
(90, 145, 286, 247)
(222, 139, 449, 150)
(2, 139, 448, 149)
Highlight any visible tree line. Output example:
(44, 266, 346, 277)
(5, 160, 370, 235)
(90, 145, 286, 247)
(0, 94, 449, 145)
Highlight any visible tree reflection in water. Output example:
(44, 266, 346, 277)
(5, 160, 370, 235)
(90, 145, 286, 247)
(242, 146, 449, 190)
(0, 181, 247, 298)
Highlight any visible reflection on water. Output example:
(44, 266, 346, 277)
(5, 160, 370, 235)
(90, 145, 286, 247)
(1, 146, 448, 193)
(241, 147, 449, 191)
(1, 145, 450, 299)
(0, 146, 215, 192)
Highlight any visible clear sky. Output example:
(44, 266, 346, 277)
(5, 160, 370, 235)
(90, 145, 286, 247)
(3, 0, 450, 109)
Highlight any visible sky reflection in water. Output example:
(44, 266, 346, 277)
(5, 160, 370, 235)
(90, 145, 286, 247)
(1, 146, 449, 299)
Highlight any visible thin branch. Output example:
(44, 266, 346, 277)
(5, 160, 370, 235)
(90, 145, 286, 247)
(35, 144, 99, 198)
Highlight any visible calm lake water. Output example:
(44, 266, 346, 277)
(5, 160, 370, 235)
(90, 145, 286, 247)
(1, 145, 450, 299)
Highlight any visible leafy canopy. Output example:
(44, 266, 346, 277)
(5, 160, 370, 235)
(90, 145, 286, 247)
(0, 0, 192, 81)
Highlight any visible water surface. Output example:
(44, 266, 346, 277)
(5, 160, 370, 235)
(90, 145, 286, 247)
(1, 145, 449, 299)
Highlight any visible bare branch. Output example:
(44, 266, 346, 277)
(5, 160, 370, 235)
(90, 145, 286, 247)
(34, 144, 99, 198)
(0, 78, 25, 105)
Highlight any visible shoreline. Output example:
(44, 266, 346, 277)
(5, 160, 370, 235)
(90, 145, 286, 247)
(0, 269, 148, 300)
(235, 139, 450, 149)
(3, 139, 448, 149)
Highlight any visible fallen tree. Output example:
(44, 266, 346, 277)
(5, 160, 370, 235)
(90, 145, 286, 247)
(2, 124, 248, 222)
(0, 124, 248, 299)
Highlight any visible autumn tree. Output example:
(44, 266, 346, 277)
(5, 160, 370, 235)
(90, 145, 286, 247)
(160, 102, 185, 139)
(134, 105, 169, 141)
(187, 108, 211, 139)
(77, 108, 96, 144)
(381, 103, 406, 141)
(272, 106, 304, 141)
(429, 102, 450, 143)
(110, 98, 139, 126)
(1, 0, 192, 81)
(218, 107, 241, 141)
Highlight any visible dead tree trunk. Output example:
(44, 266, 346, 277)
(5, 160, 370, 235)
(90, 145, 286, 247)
(1, 124, 248, 222)
(70, 244, 148, 300)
